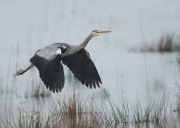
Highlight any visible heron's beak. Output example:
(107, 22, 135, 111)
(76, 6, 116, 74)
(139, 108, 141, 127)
(99, 31, 111, 34)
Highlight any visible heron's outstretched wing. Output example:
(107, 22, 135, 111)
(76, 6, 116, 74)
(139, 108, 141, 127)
(62, 49, 101, 88)
(30, 46, 65, 93)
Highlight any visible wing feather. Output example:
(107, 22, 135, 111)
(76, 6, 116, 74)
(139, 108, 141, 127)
(80, 65, 86, 85)
(30, 45, 65, 92)
(62, 49, 101, 88)
(88, 64, 94, 88)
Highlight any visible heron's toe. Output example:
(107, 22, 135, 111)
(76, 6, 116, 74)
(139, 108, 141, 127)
(14, 69, 25, 76)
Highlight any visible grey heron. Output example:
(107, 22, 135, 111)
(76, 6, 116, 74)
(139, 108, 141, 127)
(15, 30, 111, 93)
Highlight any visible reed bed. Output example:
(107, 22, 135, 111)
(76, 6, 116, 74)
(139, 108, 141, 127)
(0, 89, 180, 128)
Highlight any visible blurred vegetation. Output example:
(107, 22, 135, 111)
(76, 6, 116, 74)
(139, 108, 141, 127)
(130, 33, 180, 53)
(24, 81, 51, 99)
(0, 89, 180, 128)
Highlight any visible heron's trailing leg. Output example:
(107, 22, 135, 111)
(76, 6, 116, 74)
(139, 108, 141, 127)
(14, 64, 34, 76)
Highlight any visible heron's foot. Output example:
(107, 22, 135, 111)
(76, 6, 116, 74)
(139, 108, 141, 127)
(14, 69, 25, 76)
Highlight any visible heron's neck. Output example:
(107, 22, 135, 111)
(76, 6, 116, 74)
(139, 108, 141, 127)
(62, 34, 93, 57)
(77, 34, 93, 50)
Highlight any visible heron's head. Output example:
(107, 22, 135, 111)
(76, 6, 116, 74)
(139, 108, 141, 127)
(91, 30, 111, 36)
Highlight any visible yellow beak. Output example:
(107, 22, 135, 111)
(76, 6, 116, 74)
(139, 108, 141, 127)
(99, 31, 111, 34)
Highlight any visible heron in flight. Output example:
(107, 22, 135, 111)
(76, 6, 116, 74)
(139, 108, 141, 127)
(15, 30, 111, 93)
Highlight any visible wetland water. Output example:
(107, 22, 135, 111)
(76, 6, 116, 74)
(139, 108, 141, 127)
(1, 0, 180, 127)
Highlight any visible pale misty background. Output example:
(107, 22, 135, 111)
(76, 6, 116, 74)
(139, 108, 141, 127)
(0, 0, 180, 116)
